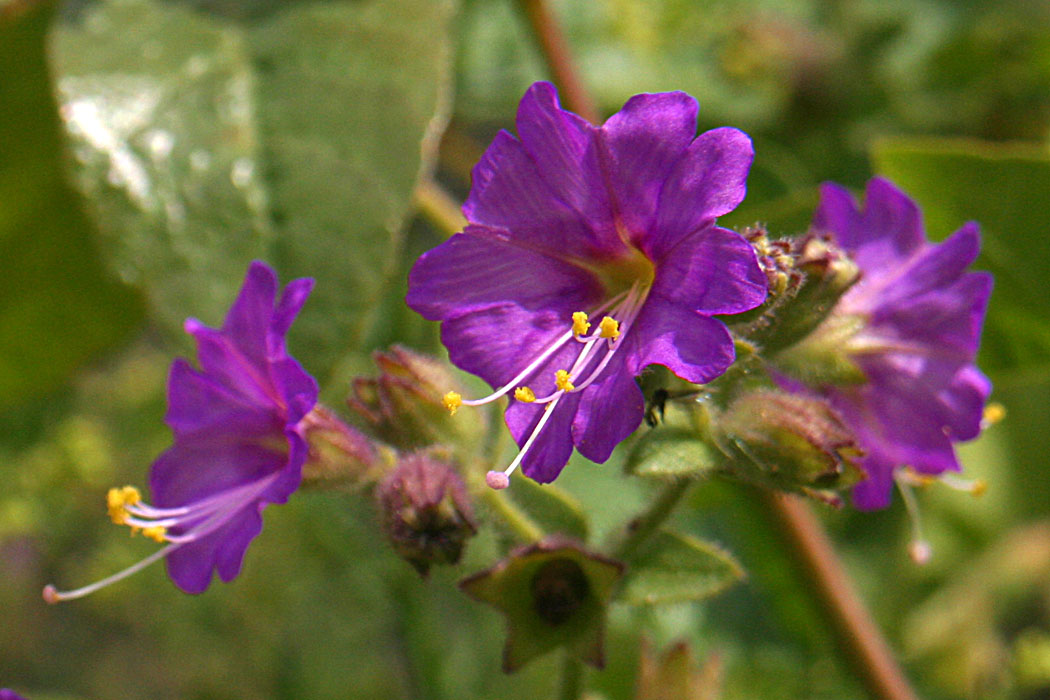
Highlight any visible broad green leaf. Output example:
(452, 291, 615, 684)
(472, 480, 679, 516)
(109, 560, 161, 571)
(0, 0, 141, 411)
(50, 0, 456, 376)
(620, 529, 744, 606)
(506, 472, 589, 541)
(872, 137, 1050, 371)
(624, 428, 722, 480)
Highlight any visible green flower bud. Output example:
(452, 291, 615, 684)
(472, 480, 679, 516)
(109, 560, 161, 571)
(714, 390, 866, 504)
(299, 405, 394, 490)
(348, 345, 487, 449)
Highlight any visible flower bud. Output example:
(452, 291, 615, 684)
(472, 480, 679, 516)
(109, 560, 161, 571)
(348, 345, 487, 449)
(460, 537, 624, 672)
(714, 389, 865, 503)
(299, 405, 394, 490)
(376, 453, 477, 576)
(739, 231, 862, 360)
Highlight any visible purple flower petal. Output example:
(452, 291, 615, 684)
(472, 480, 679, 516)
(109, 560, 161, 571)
(464, 131, 621, 260)
(801, 178, 992, 508)
(407, 227, 602, 321)
(626, 297, 736, 384)
(506, 393, 582, 483)
(149, 261, 316, 592)
(572, 355, 646, 463)
(651, 226, 767, 314)
(597, 91, 699, 239)
(648, 127, 753, 260)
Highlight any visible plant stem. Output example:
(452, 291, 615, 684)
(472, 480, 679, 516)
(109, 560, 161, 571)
(479, 487, 544, 544)
(515, 0, 599, 124)
(413, 179, 465, 237)
(759, 490, 920, 700)
(612, 479, 693, 561)
(558, 650, 584, 700)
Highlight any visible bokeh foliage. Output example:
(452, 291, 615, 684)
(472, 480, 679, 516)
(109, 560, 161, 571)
(3, 0, 1050, 698)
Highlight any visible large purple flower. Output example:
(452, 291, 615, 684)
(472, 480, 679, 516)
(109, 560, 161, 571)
(407, 82, 767, 486)
(804, 177, 992, 509)
(45, 261, 317, 601)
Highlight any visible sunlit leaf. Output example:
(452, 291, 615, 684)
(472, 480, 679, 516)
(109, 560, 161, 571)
(50, 0, 456, 375)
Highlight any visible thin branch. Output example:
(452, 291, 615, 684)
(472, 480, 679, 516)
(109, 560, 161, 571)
(515, 0, 600, 124)
(759, 491, 920, 700)
(413, 180, 466, 237)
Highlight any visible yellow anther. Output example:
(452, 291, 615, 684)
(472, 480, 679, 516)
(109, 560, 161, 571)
(598, 316, 620, 339)
(983, 402, 1006, 426)
(572, 311, 591, 336)
(142, 526, 167, 543)
(555, 370, 575, 392)
(971, 479, 988, 497)
(442, 391, 462, 416)
(106, 486, 141, 525)
(514, 386, 536, 403)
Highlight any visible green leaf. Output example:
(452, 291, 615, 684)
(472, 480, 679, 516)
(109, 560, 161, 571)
(50, 0, 456, 376)
(506, 472, 589, 541)
(0, 0, 141, 411)
(872, 137, 1050, 371)
(620, 529, 744, 606)
(624, 428, 722, 480)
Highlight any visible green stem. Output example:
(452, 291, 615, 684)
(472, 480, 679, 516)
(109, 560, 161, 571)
(557, 650, 584, 700)
(611, 479, 693, 561)
(479, 487, 544, 543)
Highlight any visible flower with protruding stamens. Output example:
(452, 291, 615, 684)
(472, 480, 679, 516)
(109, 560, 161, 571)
(774, 178, 993, 510)
(44, 261, 318, 601)
(407, 82, 767, 486)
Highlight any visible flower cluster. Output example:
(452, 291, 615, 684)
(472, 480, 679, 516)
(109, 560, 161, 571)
(408, 82, 767, 486)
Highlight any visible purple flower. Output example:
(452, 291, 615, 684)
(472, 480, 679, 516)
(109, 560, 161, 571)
(407, 82, 767, 486)
(804, 177, 992, 509)
(1, 690, 28, 700)
(45, 261, 317, 601)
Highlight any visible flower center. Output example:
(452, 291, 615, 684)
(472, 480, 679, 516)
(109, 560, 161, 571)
(439, 278, 651, 490)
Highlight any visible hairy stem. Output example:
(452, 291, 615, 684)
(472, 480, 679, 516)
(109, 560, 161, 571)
(478, 487, 544, 544)
(759, 490, 920, 700)
(558, 651, 584, 700)
(515, 0, 599, 124)
(611, 479, 693, 561)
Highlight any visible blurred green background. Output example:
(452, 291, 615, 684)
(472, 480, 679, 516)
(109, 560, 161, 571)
(2, 0, 1050, 697)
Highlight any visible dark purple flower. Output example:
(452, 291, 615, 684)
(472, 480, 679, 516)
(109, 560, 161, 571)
(1, 690, 28, 700)
(802, 177, 992, 509)
(407, 82, 767, 486)
(45, 261, 317, 601)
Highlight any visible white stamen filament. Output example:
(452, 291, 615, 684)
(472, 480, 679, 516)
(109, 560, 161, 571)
(895, 473, 931, 565)
(458, 290, 631, 408)
(491, 282, 649, 483)
(44, 473, 280, 603)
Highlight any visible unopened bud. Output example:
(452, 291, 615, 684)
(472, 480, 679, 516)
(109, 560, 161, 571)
(376, 454, 477, 576)
(715, 390, 865, 500)
(299, 405, 393, 490)
(348, 345, 486, 449)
